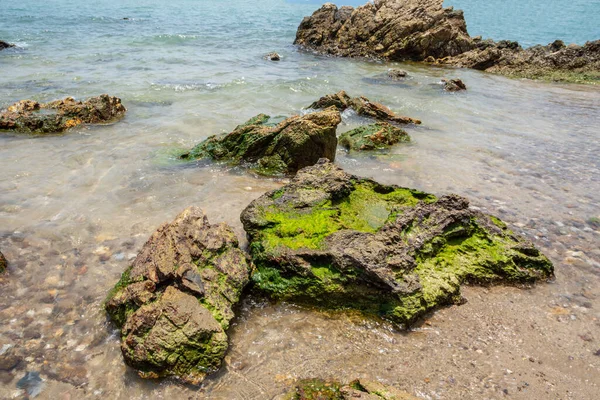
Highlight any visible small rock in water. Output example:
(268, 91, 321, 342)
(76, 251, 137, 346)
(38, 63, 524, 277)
(388, 69, 408, 80)
(264, 52, 281, 61)
(16, 371, 44, 398)
(442, 78, 467, 91)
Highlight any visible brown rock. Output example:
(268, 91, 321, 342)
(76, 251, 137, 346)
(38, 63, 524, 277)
(442, 78, 467, 91)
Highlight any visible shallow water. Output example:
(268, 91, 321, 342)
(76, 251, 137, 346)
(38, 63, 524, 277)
(1, 1, 600, 399)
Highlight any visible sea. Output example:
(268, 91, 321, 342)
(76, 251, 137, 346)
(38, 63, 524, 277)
(0, 1, 599, 399)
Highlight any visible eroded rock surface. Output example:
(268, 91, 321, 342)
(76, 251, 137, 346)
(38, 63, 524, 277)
(241, 159, 553, 325)
(105, 207, 251, 383)
(308, 91, 421, 125)
(339, 122, 410, 151)
(0, 94, 126, 134)
(295, 1, 600, 83)
(278, 378, 418, 400)
(0, 251, 6, 273)
(181, 107, 341, 175)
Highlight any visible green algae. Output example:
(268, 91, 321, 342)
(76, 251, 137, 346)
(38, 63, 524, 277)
(339, 123, 410, 151)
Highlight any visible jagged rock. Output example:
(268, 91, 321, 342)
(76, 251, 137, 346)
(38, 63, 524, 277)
(388, 69, 408, 80)
(308, 91, 421, 125)
(181, 107, 341, 175)
(339, 122, 410, 151)
(105, 207, 251, 384)
(241, 159, 553, 325)
(277, 378, 418, 400)
(0, 94, 126, 134)
(0, 251, 6, 273)
(265, 52, 281, 61)
(442, 78, 467, 92)
(295, 1, 599, 83)
(295, 0, 474, 61)
(0, 40, 15, 50)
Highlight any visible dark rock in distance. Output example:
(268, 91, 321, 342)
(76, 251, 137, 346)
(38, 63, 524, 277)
(339, 122, 410, 151)
(241, 159, 554, 326)
(388, 69, 408, 80)
(105, 207, 251, 384)
(265, 52, 281, 61)
(442, 78, 467, 91)
(0, 94, 126, 134)
(308, 90, 421, 125)
(0, 40, 15, 50)
(277, 378, 419, 400)
(181, 107, 341, 175)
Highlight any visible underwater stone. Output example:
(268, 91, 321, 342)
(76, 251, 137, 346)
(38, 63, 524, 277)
(241, 159, 554, 326)
(0, 94, 126, 134)
(181, 107, 341, 175)
(442, 78, 467, 92)
(105, 207, 251, 384)
(277, 378, 419, 400)
(339, 122, 410, 151)
(0, 251, 6, 273)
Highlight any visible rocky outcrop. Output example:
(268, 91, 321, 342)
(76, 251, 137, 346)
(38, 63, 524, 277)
(0, 94, 126, 134)
(180, 107, 341, 175)
(440, 39, 600, 83)
(295, 1, 600, 83)
(295, 0, 474, 61)
(105, 207, 251, 384)
(441, 78, 467, 91)
(339, 122, 410, 151)
(307, 91, 421, 125)
(241, 159, 553, 325)
(0, 41, 15, 50)
(0, 251, 6, 273)
(278, 378, 418, 400)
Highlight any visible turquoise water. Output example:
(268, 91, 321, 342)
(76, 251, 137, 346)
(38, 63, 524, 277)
(445, 0, 600, 47)
(1, 1, 600, 399)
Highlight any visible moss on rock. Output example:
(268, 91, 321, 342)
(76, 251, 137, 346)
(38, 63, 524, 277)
(241, 159, 554, 326)
(339, 123, 410, 151)
(278, 378, 418, 400)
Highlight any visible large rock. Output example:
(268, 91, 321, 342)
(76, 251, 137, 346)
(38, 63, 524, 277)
(105, 207, 251, 383)
(241, 159, 553, 325)
(339, 122, 410, 151)
(0, 251, 6, 273)
(181, 107, 341, 175)
(0, 40, 15, 50)
(308, 91, 421, 125)
(294, 0, 474, 61)
(0, 94, 126, 134)
(278, 378, 418, 400)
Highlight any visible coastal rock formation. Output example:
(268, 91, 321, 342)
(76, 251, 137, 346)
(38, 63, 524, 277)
(278, 378, 418, 400)
(339, 122, 410, 151)
(295, 0, 473, 61)
(295, 1, 600, 83)
(308, 91, 421, 125)
(0, 251, 6, 273)
(0, 40, 15, 50)
(105, 207, 251, 383)
(241, 159, 553, 325)
(181, 107, 341, 175)
(0, 94, 126, 134)
(264, 52, 281, 61)
(441, 78, 467, 91)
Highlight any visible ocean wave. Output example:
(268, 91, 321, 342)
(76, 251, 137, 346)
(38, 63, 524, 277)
(149, 78, 246, 93)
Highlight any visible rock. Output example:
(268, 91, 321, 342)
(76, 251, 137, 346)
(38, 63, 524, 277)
(105, 207, 251, 383)
(180, 107, 341, 175)
(294, 1, 474, 61)
(442, 78, 467, 92)
(265, 52, 281, 61)
(339, 122, 410, 151)
(41, 363, 88, 387)
(0, 94, 127, 134)
(0, 251, 6, 273)
(16, 371, 44, 398)
(307, 91, 421, 125)
(0, 40, 15, 50)
(0, 345, 22, 371)
(295, 1, 600, 83)
(388, 69, 408, 80)
(241, 159, 554, 325)
(277, 378, 418, 400)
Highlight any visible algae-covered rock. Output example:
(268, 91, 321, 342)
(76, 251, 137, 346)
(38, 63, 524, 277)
(339, 122, 410, 151)
(105, 207, 251, 383)
(0, 251, 6, 273)
(0, 94, 126, 134)
(278, 378, 418, 400)
(181, 107, 341, 175)
(241, 159, 553, 325)
(308, 91, 421, 125)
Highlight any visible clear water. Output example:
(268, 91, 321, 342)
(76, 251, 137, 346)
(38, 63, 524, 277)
(445, 0, 600, 47)
(1, 1, 599, 399)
